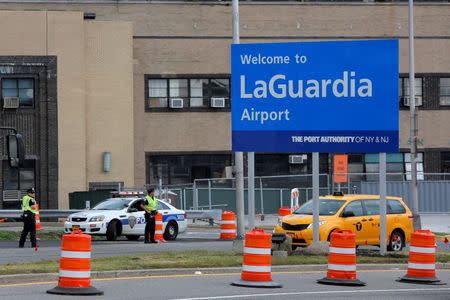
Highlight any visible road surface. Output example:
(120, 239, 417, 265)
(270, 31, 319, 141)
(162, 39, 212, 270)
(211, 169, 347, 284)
(0, 269, 448, 300)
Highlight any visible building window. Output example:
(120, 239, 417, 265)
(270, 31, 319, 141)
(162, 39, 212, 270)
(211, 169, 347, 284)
(1, 78, 34, 107)
(404, 153, 424, 181)
(2, 160, 35, 190)
(348, 154, 364, 182)
(439, 78, 450, 106)
(147, 154, 232, 185)
(441, 152, 450, 180)
(399, 77, 422, 107)
(147, 76, 230, 110)
(365, 153, 405, 181)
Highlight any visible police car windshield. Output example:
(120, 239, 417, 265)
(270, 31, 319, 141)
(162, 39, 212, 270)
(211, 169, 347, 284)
(294, 199, 344, 216)
(92, 198, 132, 210)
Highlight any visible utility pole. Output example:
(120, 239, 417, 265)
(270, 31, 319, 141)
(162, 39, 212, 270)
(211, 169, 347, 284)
(232, 0, 245, 241)
(408, 0, 421, 230)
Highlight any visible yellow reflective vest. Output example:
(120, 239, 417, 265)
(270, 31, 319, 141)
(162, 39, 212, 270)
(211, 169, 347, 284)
(21, 195, 37, 214)
(144, 195, 158, 211)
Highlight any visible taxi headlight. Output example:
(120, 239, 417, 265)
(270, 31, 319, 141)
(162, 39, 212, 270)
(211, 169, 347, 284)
(89, 215, 105, 222)
(307, 221, 326, 229)
(66, 217, 70, 222)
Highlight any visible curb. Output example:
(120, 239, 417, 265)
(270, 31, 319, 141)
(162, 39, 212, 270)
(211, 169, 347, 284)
(1, 263, 449, 285)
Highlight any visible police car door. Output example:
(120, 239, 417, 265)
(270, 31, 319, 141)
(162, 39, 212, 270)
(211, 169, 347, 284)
(124, 199, 146, 234)
(157, 200, 171, 232)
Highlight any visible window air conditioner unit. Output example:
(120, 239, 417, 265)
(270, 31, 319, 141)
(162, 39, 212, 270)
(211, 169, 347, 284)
(289, 154, 307, 164)
(210, 97, 225, 108)
(403, 96, 422, 107)
(3, 96, 20, 109)
(169, 98, 184, 109)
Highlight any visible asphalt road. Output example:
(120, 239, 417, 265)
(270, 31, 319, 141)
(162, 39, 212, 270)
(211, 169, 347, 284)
(0, 229, 232, 264)
(0, 228, 449, 264)
(0, 269, 449, 300)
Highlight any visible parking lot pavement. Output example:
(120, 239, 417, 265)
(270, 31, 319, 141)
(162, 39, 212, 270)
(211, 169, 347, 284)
(0, 269, 449, 300)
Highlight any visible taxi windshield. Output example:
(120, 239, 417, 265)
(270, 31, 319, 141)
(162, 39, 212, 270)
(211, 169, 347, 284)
(92, 198, 132, 210)
(294, 199, 344, 216)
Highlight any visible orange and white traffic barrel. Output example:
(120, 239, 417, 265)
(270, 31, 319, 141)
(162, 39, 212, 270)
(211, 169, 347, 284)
(231, 228, 282, 288)
(397, 230, 442, 284)
(35, 205, 41, 231)
(317, 229, 365, 286)
(155, 212, 166, 243)
(220, 211, 236, 240)
(47, 230, 103, 295)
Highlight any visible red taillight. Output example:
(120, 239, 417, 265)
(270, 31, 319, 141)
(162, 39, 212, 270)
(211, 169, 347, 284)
(408, 215, 414, 219)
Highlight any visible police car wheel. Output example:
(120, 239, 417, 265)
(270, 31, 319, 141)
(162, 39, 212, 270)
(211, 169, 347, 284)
(125, 235, 140, 241)
(106, 220, 118, 241)
(163, 221, 178, 241)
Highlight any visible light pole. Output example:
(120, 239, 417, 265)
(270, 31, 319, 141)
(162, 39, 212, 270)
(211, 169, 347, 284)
(408, 0, 421, 230)
(232, 0, 245, 241)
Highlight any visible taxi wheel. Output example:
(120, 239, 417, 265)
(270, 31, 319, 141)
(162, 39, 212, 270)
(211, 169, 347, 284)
(388, 230, 405, 252)
(163, 221, 178, 241)
(106, 220, 118, 241)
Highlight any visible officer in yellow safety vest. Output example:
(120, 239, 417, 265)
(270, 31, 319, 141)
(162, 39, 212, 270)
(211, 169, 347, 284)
(140, 188, 158, 244)
(19, 188, 38, 248)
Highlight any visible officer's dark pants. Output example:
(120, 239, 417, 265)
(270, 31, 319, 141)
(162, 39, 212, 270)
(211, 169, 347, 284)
(19, 213, 36, 248)
(144, 213, 156, 242)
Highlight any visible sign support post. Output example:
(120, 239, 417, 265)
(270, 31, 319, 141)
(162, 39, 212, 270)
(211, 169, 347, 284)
(379, 152, 387, 256)
(232, 0, 245, 240)
(248, 152, 255, 230)
(312, 152, 320, 243)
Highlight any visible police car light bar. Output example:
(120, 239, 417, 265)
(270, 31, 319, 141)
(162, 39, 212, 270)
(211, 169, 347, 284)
(111, 191, 145, 198)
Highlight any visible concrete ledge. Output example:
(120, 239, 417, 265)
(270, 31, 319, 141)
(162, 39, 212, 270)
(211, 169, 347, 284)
(0, 263, 449, 285)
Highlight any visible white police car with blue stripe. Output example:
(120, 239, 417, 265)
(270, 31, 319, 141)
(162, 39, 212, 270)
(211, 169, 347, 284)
(64, 196, 187, 241)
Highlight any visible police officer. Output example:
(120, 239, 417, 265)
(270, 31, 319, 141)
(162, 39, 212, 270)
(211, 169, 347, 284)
(19, 188, 38, 248)
(140, 188, 158, 244)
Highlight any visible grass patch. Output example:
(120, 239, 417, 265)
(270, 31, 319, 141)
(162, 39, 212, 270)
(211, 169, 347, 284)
(0, 250, 448, 276)
(0, 231, 63, 241)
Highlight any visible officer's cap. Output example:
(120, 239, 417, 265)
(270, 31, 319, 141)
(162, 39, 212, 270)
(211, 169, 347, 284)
(147, 188, 155, 194)
(27, 188, 35, 194)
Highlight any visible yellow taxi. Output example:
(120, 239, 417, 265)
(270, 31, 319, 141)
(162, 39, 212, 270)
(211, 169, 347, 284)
(274, 193, 413, 251)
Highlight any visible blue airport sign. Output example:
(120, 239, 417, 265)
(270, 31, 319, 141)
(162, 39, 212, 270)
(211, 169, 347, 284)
(231, 40, 399, 153)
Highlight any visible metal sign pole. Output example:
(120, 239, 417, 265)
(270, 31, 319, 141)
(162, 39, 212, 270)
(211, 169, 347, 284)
(408, 0, 421, 231)
(232, 0, 245, 240)
(312, 152, 320, 243)
(379, 152, 387, 256)
(248, 152, 255, 229)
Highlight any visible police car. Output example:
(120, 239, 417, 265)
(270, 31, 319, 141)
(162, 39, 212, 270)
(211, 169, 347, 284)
(64, 192, 187, 241)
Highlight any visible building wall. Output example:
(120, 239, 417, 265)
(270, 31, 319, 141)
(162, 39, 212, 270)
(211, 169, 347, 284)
(0, 9, 134, 208)
(85, 21, 134, 191)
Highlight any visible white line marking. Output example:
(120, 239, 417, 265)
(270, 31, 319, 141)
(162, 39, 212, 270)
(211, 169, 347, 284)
(170, 288, 450, 300)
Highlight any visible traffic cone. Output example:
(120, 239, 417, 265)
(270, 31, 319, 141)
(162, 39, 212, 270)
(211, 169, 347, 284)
(47, 230, 103, 295)
(397, 230, 444, 285)
(35, 206, 41, 231)
(220, 211, 236, 240)
(317, 230, 365, 286)
(231, 228, 282, 288)
(154, 213, 166, 243)
(35, 205, 41, 252)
